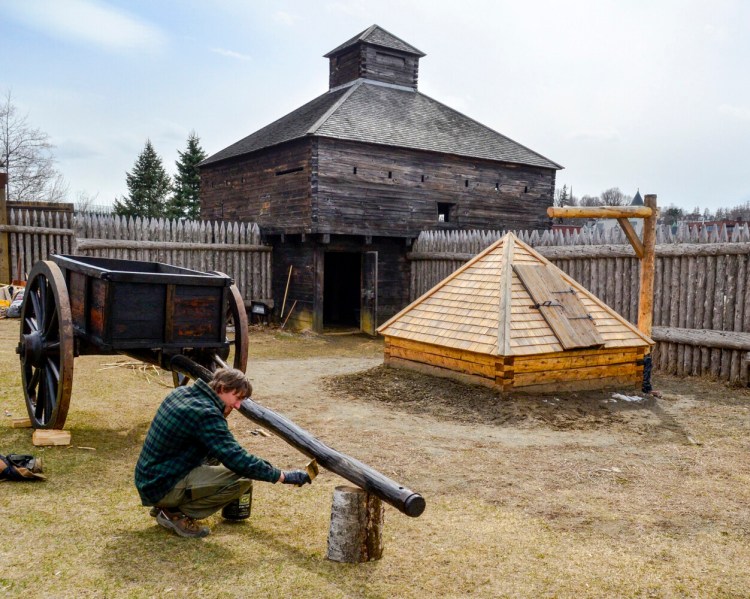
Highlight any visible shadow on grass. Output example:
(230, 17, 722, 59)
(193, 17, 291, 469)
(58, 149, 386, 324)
(100, 520, 384, 596)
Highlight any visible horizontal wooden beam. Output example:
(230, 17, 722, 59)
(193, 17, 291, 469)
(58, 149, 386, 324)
(651, 326, 750, 351)
(0, 224, 74, 235)
(75, 239, 271, 252)
(408, 242, 750, 262)
(548, 206, 654, 219)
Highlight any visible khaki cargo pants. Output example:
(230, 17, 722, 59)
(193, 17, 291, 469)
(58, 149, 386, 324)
(156, 465, 252, 520)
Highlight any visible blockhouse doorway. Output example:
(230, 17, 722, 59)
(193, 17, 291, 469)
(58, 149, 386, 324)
(324, 252, 361, 329)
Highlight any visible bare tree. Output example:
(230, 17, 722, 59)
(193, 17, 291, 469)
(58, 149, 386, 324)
(579, 195, 603, 207)
(600, 187, 631, 206)
(0, 90, 67, 202)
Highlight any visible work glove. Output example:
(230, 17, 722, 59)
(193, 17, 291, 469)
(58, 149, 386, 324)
(282, 470, 311, 486)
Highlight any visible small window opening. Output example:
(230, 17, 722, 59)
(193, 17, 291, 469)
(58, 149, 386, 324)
(388, 171, 393, 179)
(275, 166, 304, 176)
(353, 167, 357, 175)
(437, 202, 455, 223)
(421, 174, 425, 183)
(524, 185, 528, 193)
(494, 182, 500, 191)
(465, 179, 469, 188)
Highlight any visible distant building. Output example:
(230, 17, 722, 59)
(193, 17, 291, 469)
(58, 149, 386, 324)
(199, 25, 562, 333)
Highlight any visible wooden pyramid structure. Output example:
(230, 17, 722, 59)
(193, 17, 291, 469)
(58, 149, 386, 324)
(377, 233, 654, 393)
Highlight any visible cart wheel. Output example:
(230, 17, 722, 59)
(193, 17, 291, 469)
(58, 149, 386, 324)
(17, 260, 74, 429)
(172, 275, 249, 387)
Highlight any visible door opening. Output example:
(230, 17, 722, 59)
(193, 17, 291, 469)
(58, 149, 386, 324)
(323, 252, 361, 328)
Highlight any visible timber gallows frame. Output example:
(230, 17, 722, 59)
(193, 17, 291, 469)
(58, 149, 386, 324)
(547, 194, 658, 337)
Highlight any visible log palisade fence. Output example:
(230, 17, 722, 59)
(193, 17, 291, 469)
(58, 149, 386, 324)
(1, 208, 272, 305)
(409, 224, 750, 384)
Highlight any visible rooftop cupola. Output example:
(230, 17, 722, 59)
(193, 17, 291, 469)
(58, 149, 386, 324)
(324, 25, 425, 90)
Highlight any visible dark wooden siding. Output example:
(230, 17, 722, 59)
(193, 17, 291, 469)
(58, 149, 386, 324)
(360, 46, 418, 89)
(329, 48, 361, 88)
(200, 139, 312, 232)
(271, 236, 317, 329)
(269, 234, 410, 331)
(314, 138, 555, 237)
(329, 45, 419, 89)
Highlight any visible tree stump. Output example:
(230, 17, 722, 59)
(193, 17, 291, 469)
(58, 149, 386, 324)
(326, 485, 384, 563)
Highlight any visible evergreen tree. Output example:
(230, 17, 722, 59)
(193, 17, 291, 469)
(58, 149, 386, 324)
(114, 140, 171, 218)
(166, 132, 207, 220)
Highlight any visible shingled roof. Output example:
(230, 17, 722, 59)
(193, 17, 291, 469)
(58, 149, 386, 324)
(201, 80, 562, 169)
(377, 233, 653, 357)
(324, 24, 425, 58)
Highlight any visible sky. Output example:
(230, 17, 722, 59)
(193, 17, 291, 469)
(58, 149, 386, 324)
(2, 0, 750, 212)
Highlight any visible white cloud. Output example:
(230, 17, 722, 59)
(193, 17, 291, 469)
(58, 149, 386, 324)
(6, 0, 166, 52)
(210, 47, 253, 61)
(719, 104, 750, 121)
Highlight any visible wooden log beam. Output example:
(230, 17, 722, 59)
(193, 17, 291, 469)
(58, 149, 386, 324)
(638, 195, 658, 337)
(0, 173, 10, 283)
(74, 238, 271, 252)
(408, 243, 750, 262)
(651, 326, 750, 351)
(238, 400, 426, 517)
(0, 224, 75, 236)
(617, 218, 644, 258)
(547, 206, 654, 219)
(169, 355, 425, 517)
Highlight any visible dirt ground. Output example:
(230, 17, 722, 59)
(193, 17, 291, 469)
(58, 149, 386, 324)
(2, 321, 750, 597)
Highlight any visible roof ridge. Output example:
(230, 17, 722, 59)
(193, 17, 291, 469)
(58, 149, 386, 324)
(306, 82, 361, 135)
(496, 233, 515, 356)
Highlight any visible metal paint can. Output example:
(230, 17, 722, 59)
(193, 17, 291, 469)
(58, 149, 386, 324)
(221, 484, 253, 520)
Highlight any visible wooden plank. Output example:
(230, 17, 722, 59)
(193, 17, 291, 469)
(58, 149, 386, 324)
(514, 263, 603, 349)
(387, 345, 496, 377)
(513, 362, 637, 386)
(32, 429, 71, 446)
(513, 349, 641, 373)
(385, 356, 497, 389)
(386, 336, 495, 365)
(513, 375, 639, 394)
(11, 417, 32, 428)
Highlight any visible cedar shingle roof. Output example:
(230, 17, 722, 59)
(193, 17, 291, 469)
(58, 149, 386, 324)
(201, 81, 562, 169)
(377, 233, 653, 357)
(324, 24, 425, 58)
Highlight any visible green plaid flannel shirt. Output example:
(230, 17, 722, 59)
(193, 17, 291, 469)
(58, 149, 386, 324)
(134, 379, 280, 505)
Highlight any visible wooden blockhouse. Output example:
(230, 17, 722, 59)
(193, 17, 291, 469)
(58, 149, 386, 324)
(200, 25, 562, 333)
(377, 233, 654, 393)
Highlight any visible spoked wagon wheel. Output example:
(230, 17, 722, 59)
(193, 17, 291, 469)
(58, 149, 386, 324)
(171, 278, 249, 387)
(16, 261, 74, 428)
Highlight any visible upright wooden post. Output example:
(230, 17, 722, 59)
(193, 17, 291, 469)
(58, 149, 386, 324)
(327, 486, 384, 563)
(0, 172, 10, 283)
(637, 195, 658, 337)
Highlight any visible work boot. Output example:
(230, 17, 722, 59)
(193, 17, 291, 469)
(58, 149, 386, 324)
(156, 509, 210, 538)
(149, 506, 159, 517)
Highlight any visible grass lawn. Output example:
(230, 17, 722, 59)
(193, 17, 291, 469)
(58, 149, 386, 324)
(1, 318, 750, 598)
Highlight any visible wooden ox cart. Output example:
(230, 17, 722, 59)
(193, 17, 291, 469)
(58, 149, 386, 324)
(16, 255, 247, 430)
